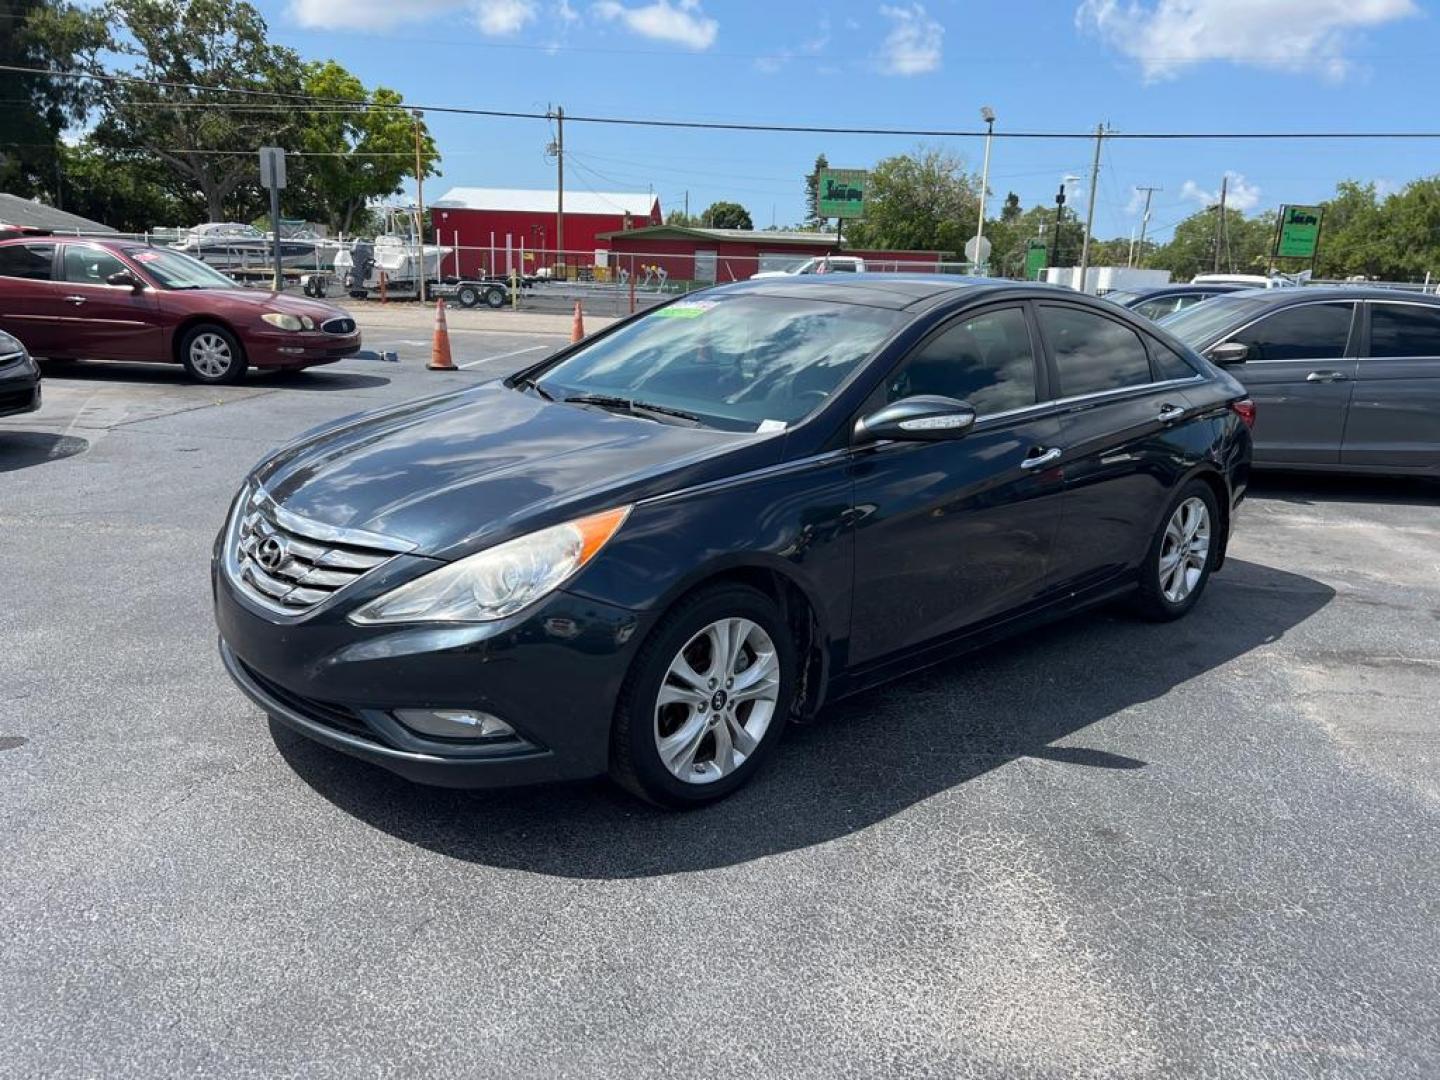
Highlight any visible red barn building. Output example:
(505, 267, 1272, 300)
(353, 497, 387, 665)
(430, 187, 661, 278)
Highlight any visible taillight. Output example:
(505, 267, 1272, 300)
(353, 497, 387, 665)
(1230, 398, 1256, 429)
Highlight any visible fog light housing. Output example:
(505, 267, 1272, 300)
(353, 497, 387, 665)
(393, 708, 515, 740)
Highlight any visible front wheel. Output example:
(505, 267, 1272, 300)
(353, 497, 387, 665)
(610, 584, 795, 808)
(456, 285, 480, 308)
(179, 324, 247, 385)
(1132, 480, 1220, 621)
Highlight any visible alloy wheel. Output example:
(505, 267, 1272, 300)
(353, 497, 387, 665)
(1159, 496, 1211, 603)
(190, 332, 233, 379)
(654, 617, 780, 784)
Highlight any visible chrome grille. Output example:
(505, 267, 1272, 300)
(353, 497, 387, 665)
(228, 486, 411, 615)
(321, 316, 356, 335)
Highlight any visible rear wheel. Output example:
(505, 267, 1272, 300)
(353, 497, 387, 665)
(483, 286, 506, 309)
(610, 584, 795, 808)
(456, 285, 481, 308)
(180, 323, 247, 385)
(1132, 479, 1219, 621)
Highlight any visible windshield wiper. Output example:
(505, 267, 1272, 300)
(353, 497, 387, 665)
(563, 394, 702, 426)
(515, 375, 554, 400)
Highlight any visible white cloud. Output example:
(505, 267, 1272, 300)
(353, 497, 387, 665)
(556, 0, 580, 22)
(877, 4, 943, 76)
(593, 0, 718, 49)
(477, 0, 538, 34)
(1077, 0, 1418, 81)
(290, 0, 537, 33)
(753, 17, 830, 73)
(1182, 172, 1262, 212)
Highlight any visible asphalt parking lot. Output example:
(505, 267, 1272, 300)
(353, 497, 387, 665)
(2, 307, 1438, 1079)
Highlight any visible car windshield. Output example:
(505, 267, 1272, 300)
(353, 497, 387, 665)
(535, 293, 902, 432)
(1160, 295, 1269, 345)
(127, 247, 239, 290)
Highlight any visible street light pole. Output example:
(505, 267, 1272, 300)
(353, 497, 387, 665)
(974, 106, 995, 276)
(1050, 183, 1066, 272)
(412, 109, 426, 303)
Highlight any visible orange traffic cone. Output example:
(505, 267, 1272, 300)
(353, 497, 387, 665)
(428, 298, 457, 371)
(571, 300, 585, 343)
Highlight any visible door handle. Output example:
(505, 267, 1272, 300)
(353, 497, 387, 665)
(1020, 447, 1062, 470)
(63, 295, 87, 305)
(1306, 370, 1348, 383)
(1157, 403, 1186, 423)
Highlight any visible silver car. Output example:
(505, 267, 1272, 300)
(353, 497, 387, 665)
(1163, 287, 1440, 476)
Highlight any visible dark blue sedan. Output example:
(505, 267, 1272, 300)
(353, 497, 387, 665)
(1106, 283, 1253, 321)
(214, 276, 1254, 806)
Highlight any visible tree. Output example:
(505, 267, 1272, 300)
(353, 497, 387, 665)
(56, 138, 195, 230)
(1151, 207, 1275, 280)
(803, 152, 829, 229)
(1314, 181, 1388, 279)
(1374, 178, 1440, 281)
(91, 0, 306, 222)
(1000, 191, 1021, 222)
(665, 209, 698, 227)
(291, 61, 440, 236)
(841, 146, 979, 253)
(0, 0, 107, 200)
(700, 201, 752, 230)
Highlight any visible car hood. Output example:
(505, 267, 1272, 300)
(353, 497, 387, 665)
(254, 382, 773, 559)
(186, 288, 349, 321)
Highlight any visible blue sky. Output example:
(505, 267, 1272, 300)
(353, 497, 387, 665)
(252, 0, 1435, 243)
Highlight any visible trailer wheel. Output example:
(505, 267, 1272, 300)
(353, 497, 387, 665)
(456, 285, 481, 309)
(484, 286, 506, 309)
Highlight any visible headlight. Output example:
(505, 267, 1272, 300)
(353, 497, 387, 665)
(349, 506, 631, 625)
(261, 312, 315, 331)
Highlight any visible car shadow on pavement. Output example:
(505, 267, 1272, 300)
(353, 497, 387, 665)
(0, 431, 89, 472)
(1248, 471, 1439, 506)
(275, 557, 1334, 879)
(39, 359, 390, 391)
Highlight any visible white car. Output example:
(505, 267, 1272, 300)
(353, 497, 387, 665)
(750, 255, 866, 280)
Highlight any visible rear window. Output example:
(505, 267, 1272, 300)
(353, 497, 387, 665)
(0, 243, 55, 280)
(1039, 305, 1152, 396)
(1368, 303, 1440, 358)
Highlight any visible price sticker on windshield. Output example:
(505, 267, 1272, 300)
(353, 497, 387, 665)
(655, 300, 719, 319)
(132, 251, 161, 263)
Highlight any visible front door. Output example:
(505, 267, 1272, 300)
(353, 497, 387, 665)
(0, 242, 59, 355)
(848, 304, 1066, 666)
(1343, 301, 1440, 471)
(1221, 300, 1359, 465)
(52, 244, 163, 361)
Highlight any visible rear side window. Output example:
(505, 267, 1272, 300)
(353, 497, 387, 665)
(886, 306, 1038, 415)
(0, 244, 55, 280)
(62, 246, 129, 285)
(1153, 341, 1199, 380)
(1039, 305, 1152, 396)
(1367, 303, 1440, 358)
(1229, 302, 1353, 361)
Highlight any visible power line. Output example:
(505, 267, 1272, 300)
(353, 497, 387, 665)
(10, 64, 1440, 140)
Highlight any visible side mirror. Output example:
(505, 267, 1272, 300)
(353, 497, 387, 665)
(854, 395, 977, 445)
(107, 270, 143, 292)
(1207, 341, 1250, 366)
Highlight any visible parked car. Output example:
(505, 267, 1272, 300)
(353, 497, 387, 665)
(750, 255, 865, 279)
(214, 275, 1254, 806)
(0, 236, 362, 384)
(1105, 283, 1252, 321)
(0, 328, 41, 417)
(1163, 287, 1440, 475)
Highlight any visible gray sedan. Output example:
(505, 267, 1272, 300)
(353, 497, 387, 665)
(1164, 287, 1440, 475)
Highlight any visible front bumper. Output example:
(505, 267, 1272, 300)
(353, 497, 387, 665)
(0, 353, 41, 417)
(247, 330, 362, 369)
(213, 558, 650, 788)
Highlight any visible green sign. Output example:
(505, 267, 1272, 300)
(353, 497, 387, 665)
(1275, 204, 1323, 259)
(1025, 239, 1048, 280)
(818, 169, 868, 220)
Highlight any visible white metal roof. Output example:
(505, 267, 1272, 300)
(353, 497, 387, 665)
(431, 187, 658, 217)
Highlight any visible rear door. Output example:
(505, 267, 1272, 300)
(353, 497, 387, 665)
(1220, 300, 1359, 465)
(54, 244, 163, 361)
(1035, 301, 1199, 594)
(1343, 300, 1440, 470)
(0, 242, 60, 355)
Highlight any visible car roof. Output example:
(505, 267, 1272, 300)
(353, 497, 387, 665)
(710, 273, 1072, 311)
(1128, 283, 1250, 299)
(1220, 285, 1440, 306)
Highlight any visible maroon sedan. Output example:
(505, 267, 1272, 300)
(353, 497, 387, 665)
(0, 236, 362, 384)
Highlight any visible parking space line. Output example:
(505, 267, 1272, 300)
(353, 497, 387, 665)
(459, 344, 551, 370)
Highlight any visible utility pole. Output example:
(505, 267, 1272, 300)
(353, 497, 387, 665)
(684, 190, 689, 221)
(412, 109, 427, 303)
(555, 105, 564, 276)
(1213, 174, 1228, 274)
(1134, 185, 1161, 267)
(974, 106, 996, 275)
(1076, 122, 1106, 293)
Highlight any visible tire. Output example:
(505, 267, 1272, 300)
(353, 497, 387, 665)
(483, 286, 506, 309)
(456, 285, 480, 309)
(610, 584, 796, 808)
(179, 323, 247, 385)
(1132, 479, 1221, 621)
